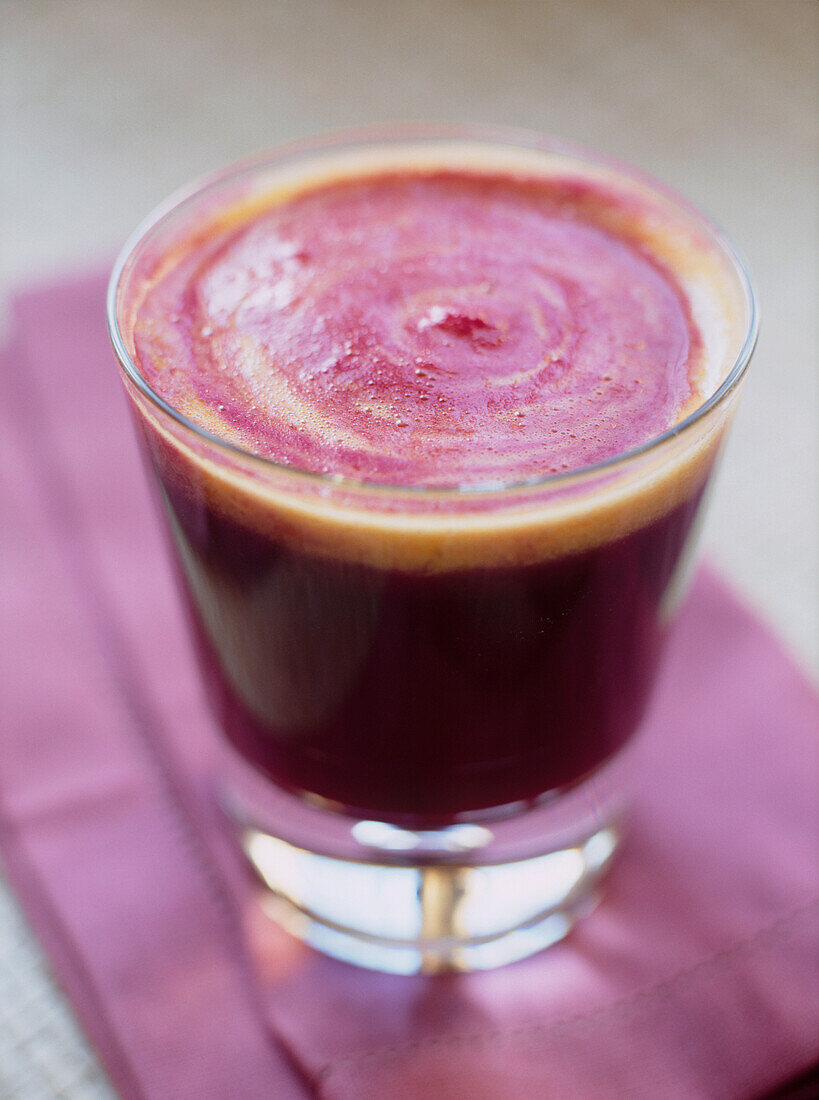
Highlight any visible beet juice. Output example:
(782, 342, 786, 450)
(115, 144, 750, 826)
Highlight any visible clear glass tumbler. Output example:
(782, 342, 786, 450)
(108, 127, 757, 973)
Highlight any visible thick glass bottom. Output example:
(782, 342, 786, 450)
(222, 749, 631, 974)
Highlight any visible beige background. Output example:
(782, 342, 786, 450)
(1, 2, 817, 1096)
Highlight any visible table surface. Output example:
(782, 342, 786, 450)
(1, 2, 816, 1096)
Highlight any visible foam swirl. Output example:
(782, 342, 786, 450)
(132, 170, 703, 487)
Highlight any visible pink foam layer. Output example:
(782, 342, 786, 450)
(130, 170, 704, 488)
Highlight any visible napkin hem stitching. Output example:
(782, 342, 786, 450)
(5, 315, 299, 1096)
(318, 897, 819, 1080)
(0, 800, 148, 1100)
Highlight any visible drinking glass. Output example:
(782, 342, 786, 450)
(108, 127, 757, 973)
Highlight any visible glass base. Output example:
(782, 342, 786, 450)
(222, 752, 630, 974)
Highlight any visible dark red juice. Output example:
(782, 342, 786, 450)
(120, 153, 745, 825)
(147, 452, 707, 824)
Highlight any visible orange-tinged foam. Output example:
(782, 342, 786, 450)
(118, 142, 750, 571)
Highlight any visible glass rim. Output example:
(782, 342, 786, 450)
(107, 122, 758, 500)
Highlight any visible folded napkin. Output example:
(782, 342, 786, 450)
(1, 271, 817, 1100)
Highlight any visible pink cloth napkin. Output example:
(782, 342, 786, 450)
(1, 271, 817, 1100)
